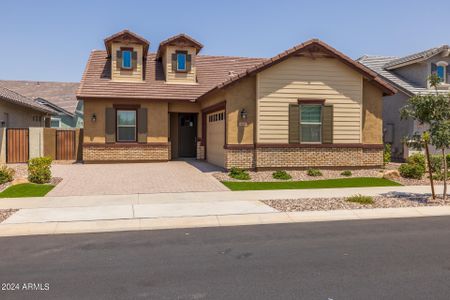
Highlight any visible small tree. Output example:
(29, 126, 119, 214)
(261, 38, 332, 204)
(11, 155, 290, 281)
(401, 74, 450, 200)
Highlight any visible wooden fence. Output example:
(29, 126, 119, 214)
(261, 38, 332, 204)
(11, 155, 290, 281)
(0, 128, 83, 164)
(6, 128, 29, 163)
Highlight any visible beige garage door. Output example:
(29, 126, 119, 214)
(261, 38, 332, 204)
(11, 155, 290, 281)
(207, 110, 225, 167)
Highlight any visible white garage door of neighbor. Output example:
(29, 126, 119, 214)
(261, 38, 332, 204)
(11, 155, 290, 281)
(207, 110, 225, 167)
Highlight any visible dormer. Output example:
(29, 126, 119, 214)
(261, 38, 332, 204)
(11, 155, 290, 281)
(104, 30, 150, 82)
(156, 34, 203, 84)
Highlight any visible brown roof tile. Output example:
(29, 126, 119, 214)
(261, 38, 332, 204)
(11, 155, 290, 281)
(77, 51, 265, 101)
(0, 80, 79, 114)
(0, 85, 54, 114)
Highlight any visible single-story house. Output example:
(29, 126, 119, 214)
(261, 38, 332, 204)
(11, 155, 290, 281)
(77, 30, 396, 169)
(0, 80, 82, 129)
(358, 45, 450, 160)
(0, 85, 54, 127)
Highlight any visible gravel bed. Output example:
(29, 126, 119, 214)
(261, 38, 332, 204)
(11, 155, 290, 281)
(50, 177, 63, 185)
(214, 168, 384, 182)
(0, 209, 19, 223)
(7, 164, 28, 179)
(263, 194, 450, 212)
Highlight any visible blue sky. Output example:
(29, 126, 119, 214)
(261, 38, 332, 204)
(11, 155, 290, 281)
(1, 0, 449, 82)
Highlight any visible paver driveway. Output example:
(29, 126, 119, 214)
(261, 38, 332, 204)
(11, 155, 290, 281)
(47, 160, 228, 196)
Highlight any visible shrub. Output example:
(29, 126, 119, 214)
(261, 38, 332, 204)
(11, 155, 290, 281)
(28, 157, 52, 184)
(406, 153, 426, 169)
(307, 168, 322, 177)
(0, 165, 15, 184)
(346, 194, 374, 205)
(272, 170, 292, 180)
(340, 170, 352, 177)
(383, 144, 391, 165)
(399, 163, 425, 179)
(229, 167, 250, 180)
(429, 155, 443, 174)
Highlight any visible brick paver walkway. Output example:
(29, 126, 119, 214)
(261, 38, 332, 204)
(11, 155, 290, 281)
(47, 160, 228, 196)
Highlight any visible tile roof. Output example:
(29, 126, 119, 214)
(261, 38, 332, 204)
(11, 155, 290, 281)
(104, 29, 150, 55)
(77, 51, 265, 101)
(0, 85, 54, 114)
(0, 80, 80, 114)
(357, 55, 446, 96)
(384, 45, 449, 70)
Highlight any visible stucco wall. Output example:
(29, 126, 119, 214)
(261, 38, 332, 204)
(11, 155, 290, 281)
(0, 101, 47, 127)
(382, 91, 413, 160)
(362, 80, 383, 144)
(29, 127, 44, 158)
(83, 99, 168, 144)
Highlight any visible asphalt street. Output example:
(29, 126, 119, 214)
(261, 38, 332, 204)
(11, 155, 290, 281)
(1, 217, 450, 299)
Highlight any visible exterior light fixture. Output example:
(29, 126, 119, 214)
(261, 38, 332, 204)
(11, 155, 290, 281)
(91, 113, 97, 123)
(240, 109, 248, 120)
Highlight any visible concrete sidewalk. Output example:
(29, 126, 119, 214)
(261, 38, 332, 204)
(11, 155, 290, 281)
(0, 185, 440, 210)
(1, 206, 450, 237)
(1, 184, 448, 237)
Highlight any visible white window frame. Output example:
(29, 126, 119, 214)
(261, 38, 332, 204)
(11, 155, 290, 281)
(116, 110, 137, 142)
(300, 104, 322, 144)
(176, 52, 187, 72)
(121, 50, 133, 69)
(50, 117, 61, 128)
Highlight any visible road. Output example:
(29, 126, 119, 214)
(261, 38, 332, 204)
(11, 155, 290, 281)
(1, 217, 450, 299)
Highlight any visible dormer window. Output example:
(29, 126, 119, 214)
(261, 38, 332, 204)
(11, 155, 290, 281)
(176, 51, 187, 72)
(122, 49, 132, 69)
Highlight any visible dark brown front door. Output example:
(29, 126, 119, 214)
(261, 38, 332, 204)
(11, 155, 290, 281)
(179, 113, 197, 157)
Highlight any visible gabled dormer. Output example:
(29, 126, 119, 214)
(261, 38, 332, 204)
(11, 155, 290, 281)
(104, 30, 150, 82)
(156, 34, 203, 84)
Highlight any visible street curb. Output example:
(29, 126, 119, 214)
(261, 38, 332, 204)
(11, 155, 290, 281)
(1, 206, 450, 237)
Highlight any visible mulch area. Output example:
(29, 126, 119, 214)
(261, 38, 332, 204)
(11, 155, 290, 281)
(0, 209, 19, 223)
(263, 194, 450, 212)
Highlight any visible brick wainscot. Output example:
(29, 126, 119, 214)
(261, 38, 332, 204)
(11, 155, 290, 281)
(223, 144, 384, 170)
(83, 143, 171, 163)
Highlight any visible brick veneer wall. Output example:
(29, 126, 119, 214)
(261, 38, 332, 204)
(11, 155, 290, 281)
(223, 146, 383, 170)
(83, 143, 170, 162)
(225, 149, 255, 169)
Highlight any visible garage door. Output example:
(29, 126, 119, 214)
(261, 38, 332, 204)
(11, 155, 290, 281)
(206, 110, 225, 167)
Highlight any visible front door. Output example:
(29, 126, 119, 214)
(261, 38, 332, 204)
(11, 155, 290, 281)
(179, 113, 197, 157)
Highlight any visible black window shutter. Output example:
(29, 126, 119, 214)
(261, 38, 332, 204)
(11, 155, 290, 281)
(105, 107, 115, 143)
(322, 105, 333, 144)
(137, 108, 148, 143)
(116, 50, 122, 70)
(288, 104, 300, 143)
(132, 51, 138, 70)
(172, 53, 177, 71)
(186, 54, 192, 72)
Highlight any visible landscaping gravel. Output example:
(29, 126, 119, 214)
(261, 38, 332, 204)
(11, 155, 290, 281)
(263, 194, 450, 212)
(0, 209, 18, 223)
(214, 168, 383, 182)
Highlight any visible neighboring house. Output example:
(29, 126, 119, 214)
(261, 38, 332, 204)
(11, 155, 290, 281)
(0, 86, 54, 127)
(77, 29, 395, 169)
(358, 45, 450, 160)
(0, 80, 82, 129)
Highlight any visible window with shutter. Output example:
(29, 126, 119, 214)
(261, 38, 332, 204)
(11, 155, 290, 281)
(300, 105, 322, 143)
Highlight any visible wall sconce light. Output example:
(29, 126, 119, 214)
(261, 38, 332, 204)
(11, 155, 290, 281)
(240, 108, 248, 120)
(91, 113, 97, 123)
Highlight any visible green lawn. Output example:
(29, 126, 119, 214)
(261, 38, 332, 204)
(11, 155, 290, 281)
(0, 183, 55, 198)
(222, 177, 402, 191)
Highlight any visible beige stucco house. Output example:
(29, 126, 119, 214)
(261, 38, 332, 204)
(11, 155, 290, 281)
(77, 30, 396, 169)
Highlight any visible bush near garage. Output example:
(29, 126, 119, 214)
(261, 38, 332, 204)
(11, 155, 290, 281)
(0, 165, 15, 184)
(229, 167, 251, 180)
(28, 157, 52, 184)
(399, 163, 425, 179)
(272, 170, 292, 180)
